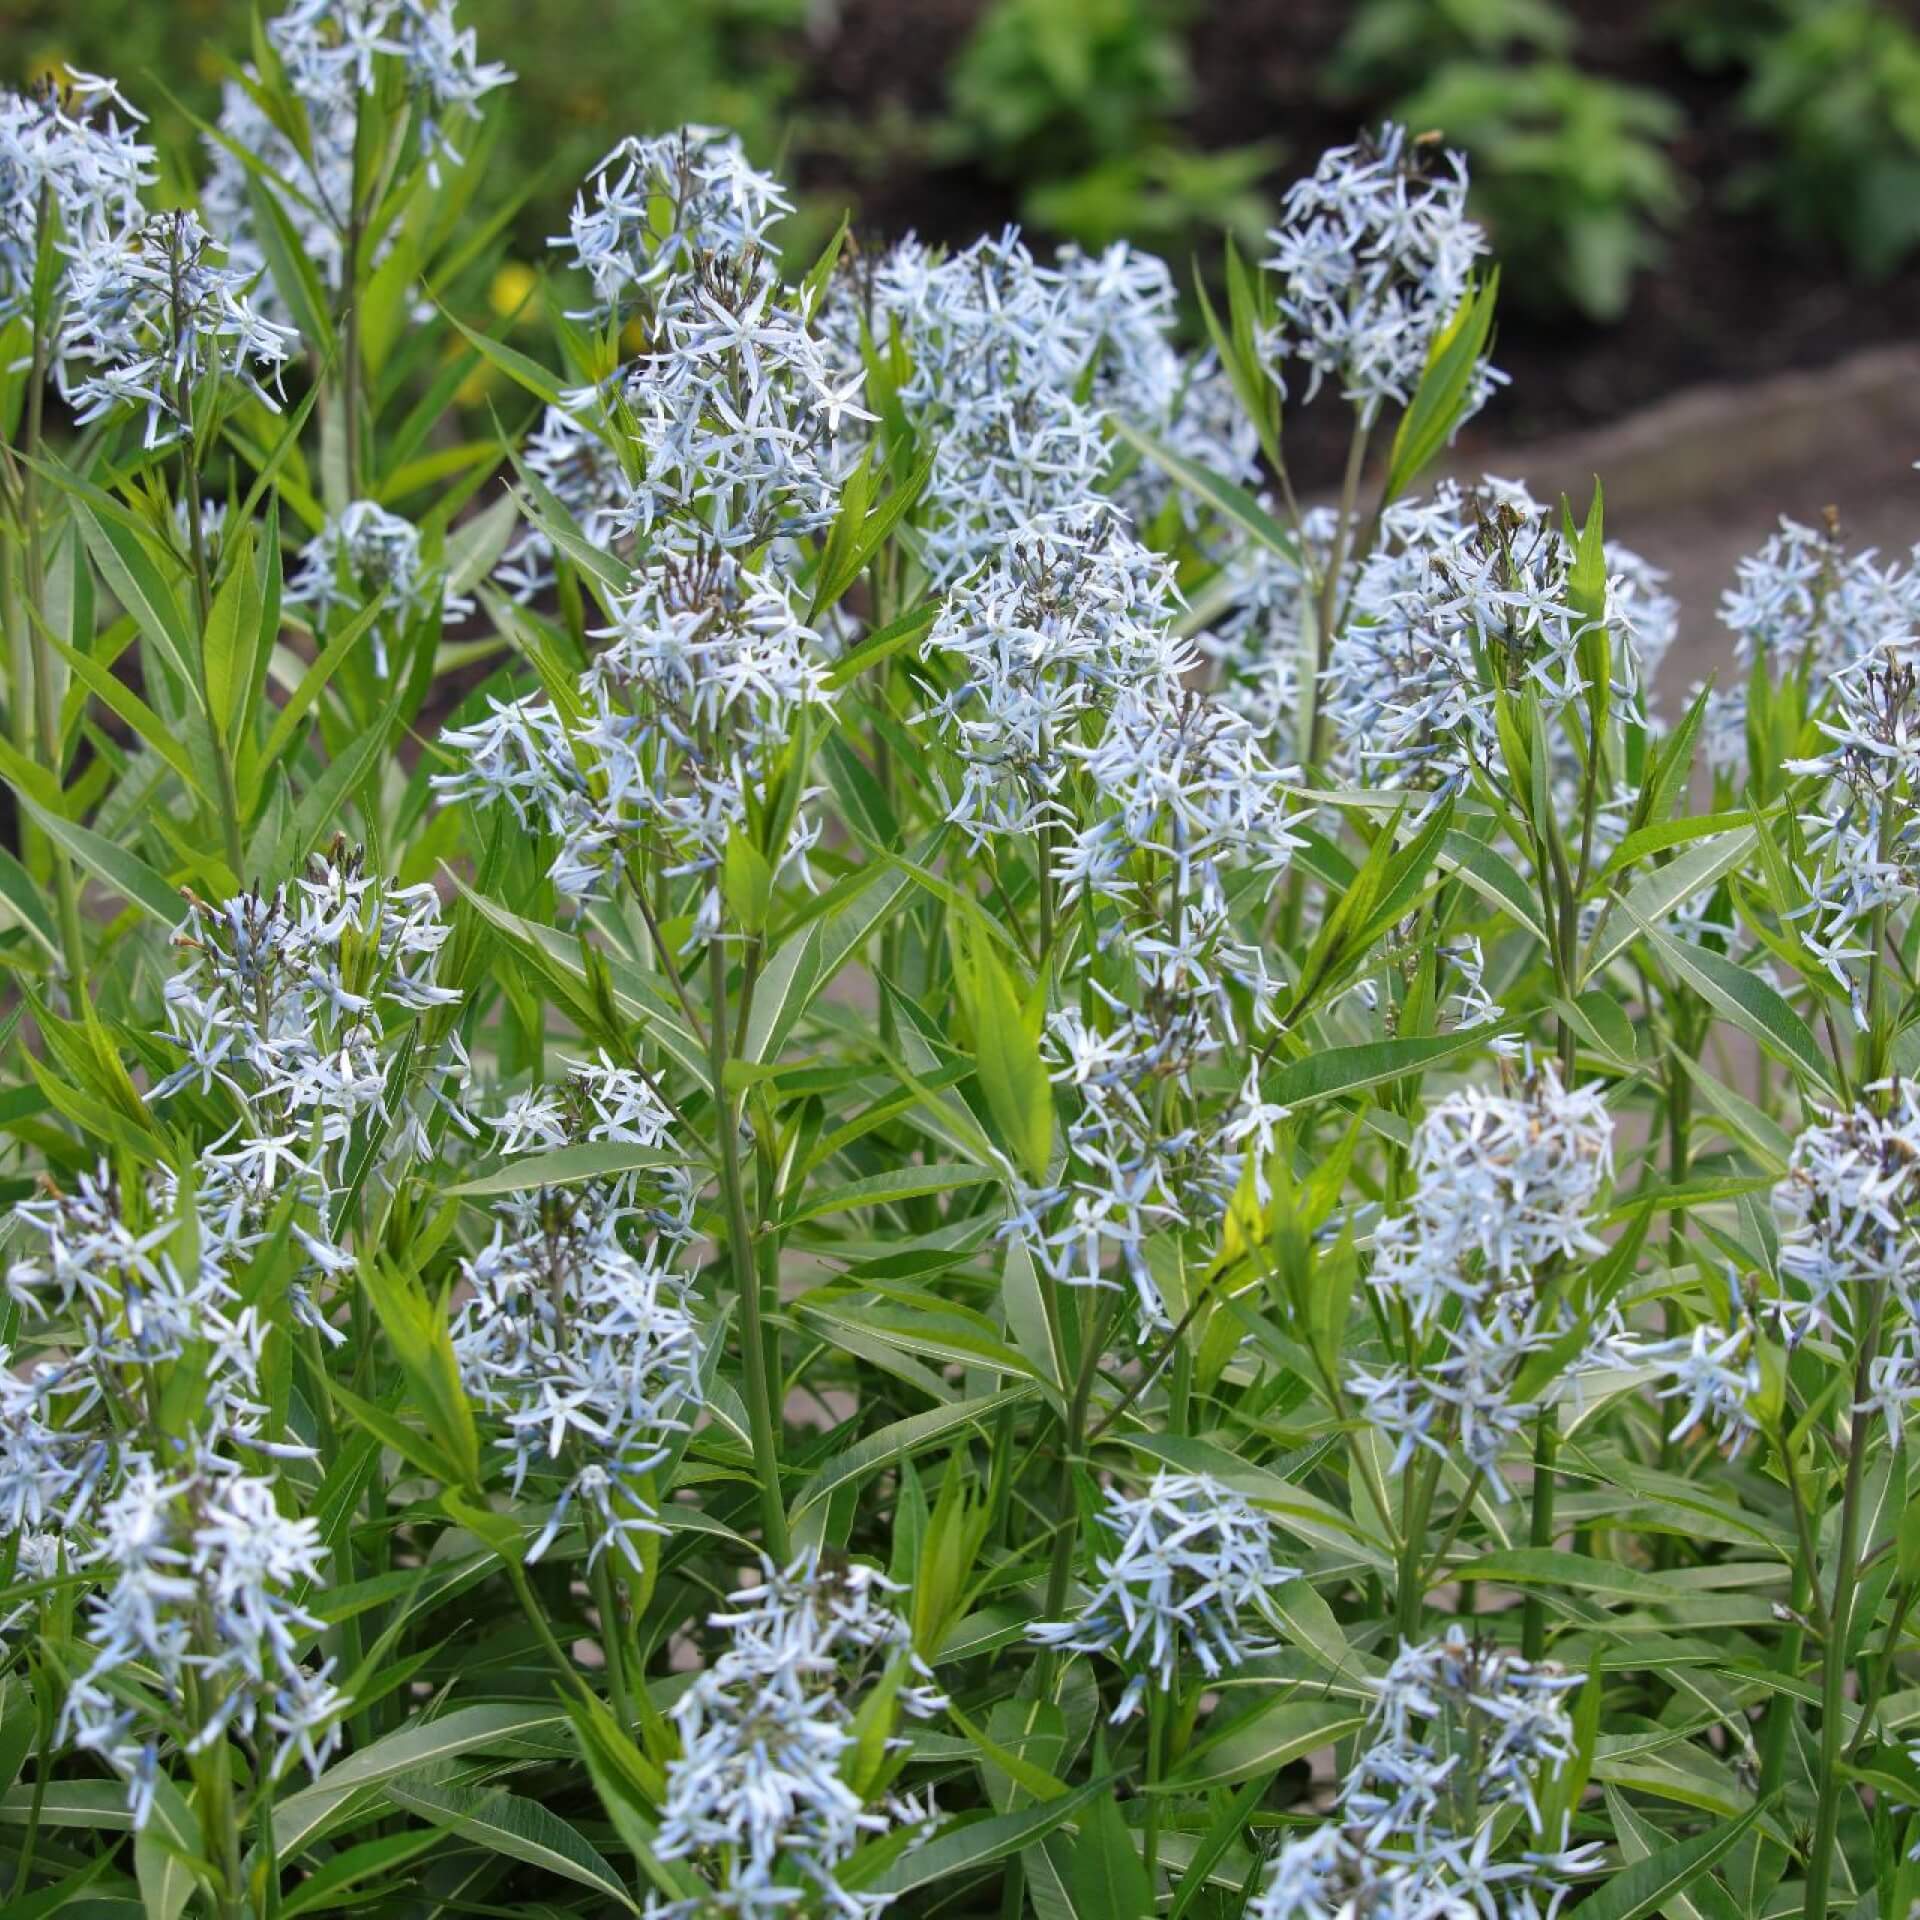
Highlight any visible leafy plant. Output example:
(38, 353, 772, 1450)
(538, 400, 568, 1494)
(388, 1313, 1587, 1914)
(1327, 0, 1573, 96)
(1396, 60, 1685, 318)
(942, 0, 1272, 253)
(1737, 0, 1920, 277)
(6, 7, 1920, 1920)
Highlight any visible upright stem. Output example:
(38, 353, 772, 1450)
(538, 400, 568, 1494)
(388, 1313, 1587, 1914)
(168, 224, 247, 885)
(17, 189, 88, 998)
(1396, 1453, 1442, 1640)
(1037, 1291, 1114, 1698)
(708, 935, 790, 1565)
(592, 1555, 634, 1735)
(1520, 1409, 1559, 1662)
(1803, 1277, 1889, 1920)
(1310, 417, 1372, 768)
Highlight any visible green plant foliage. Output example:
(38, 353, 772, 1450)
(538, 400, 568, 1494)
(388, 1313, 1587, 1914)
(5, 9, 1920, 1920)
(1395, 60, 1685, 319)
(1736, 0, 1920, 277)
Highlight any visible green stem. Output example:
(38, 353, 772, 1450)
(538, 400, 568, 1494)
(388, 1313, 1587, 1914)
(167, 222, 247, 886)
(709, 935, 790, 1565)
(505, 1558, 596, 1708)
(1144, 1682, 1168, 1884)
(1310, 416, 1372, 768)
(1803, 1278, 1890, 1920)
(592, 1555, 635, 1735)
(1520, 1408, 1559, 1662)
(1038, 1291, 1115, 1697)
(1396, 1452, 1442, 1640)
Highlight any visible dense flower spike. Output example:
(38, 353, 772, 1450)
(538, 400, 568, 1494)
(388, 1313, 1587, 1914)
(57, 209, 295, 446)
(1031, 1471, 1299, 1719)
(204, 0, 508, 305)
(0, 71, 152, 320)
(652, 1555, 942, 1916)
(1263, 123, 1497, 423)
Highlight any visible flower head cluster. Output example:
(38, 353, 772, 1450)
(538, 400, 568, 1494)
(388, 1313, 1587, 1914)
(61, 1448, 344, 1828)
(155, 843, 469, 1304)
(1775, 1085, 1920, 1341)
(6, 1160, 300, 1458)
(1252, 1628, 1596, 1920)
(443, 131, 858, 921)
(1263, 123, 1496, 424)
(453, 1055, 703, 1568)
(1350, 1061, 1613, 1485)
(918, 504, 1190, 848)
(841, 229, 1245, 581)
(552, 128, 855, 561)
(440, 551, 833, 916)
(1705, 515, 1920, 772)
(1054, 241, 1261, 536)
(56, 209, 295, 447)
(563, 125, 792, 319)
(1, 71, 151, 320)
(288, 499, 471, 673)
(1640, 1307, 1766, 1458)
(204, 0, 507, 308)
(1325, 477, 1668, 814)
(1031, 1471, 1299, 1719)
(1783, 636, 1920, 1018)
(652, 1553, 942, 1917)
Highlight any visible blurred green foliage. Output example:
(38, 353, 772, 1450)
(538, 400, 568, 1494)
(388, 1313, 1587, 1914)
(939, 0, 1275, 252)
(1396, 62, 1683, 319)
(1733, 0, 1920, 278)
(11, 0, 1920, 324)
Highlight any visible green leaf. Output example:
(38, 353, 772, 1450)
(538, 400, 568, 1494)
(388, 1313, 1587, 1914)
(135, 1770, 203, 1920)
(785, 1163, 995, 1226)
(1571, 1800, 1769, 1920)
(723, 828, 774, 936)
(201, 519, 258, 743)
(790, 1388, 1035, 1523)
(73, 503, 199, 701)
(442, 308, 566, 407)
(1588, 828, 1756, 977)
(847, 1777, 1112, 1897)
(951, 918, 1052, 1183)
(1628, 906, 1837, 1100)
(1265, 1027, 1512, 1108)
(48, 630, 206, 798)
(1067, 1783, 1151, 1920)
(272, 1704, 572, 1857)
(277, 1829, 447, 1919)
(245, 175, 338, 355)
(387, 1777, 638, 1912)
(823, 599, 941, 691)
(744, 919, 824, 1065)
(0, 844, 59, 959)
(1108, 418, 1298, 562)
(1385, 272, 1499, 501)
(1170, 1699, 1365, 1789)
(449, 1138, 689, 1196)
(17, 796, 183, 926)
(246, 593, 383, 797)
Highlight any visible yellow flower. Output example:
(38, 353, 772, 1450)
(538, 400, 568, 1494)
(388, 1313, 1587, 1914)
(489, 263, 538, 323)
